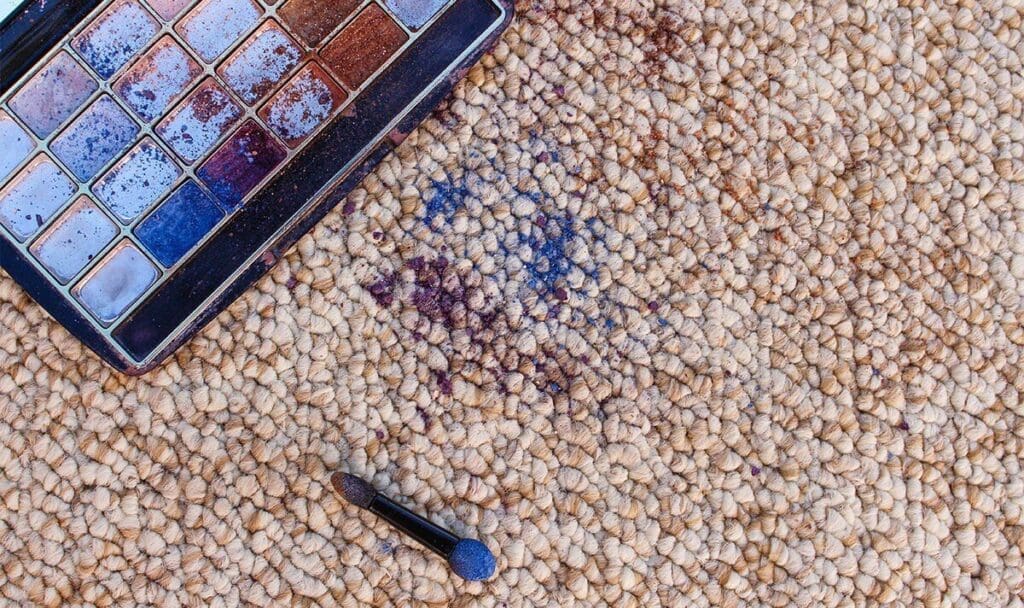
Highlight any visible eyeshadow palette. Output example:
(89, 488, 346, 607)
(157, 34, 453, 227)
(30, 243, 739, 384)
(0, 0, 512, 373)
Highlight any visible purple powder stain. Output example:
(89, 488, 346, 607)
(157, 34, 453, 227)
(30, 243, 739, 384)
(177, 0, 263, 62)
(116, 37, 202, 122)
(73, 0, 159, 78)
(220, 22, 302, 104)
(8, 52, 97, 138)
(435, 371, 453, 396)
(367, 272, 398, 307)
(157, 80, 243, 163)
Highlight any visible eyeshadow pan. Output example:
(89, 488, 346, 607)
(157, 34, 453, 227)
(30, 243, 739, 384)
(322, 4, 409, 88)
(94, 139, 182, 222)
(157, 80, 243, 163)
(30, 197, 118, 284)
(176, 0, 262, 62)
(384, 0, 449, 30)
(72, 0, 160, 78)
(197, 120, 286, 209)
(51, 96, 140, 181)
(277, 0, 361, 47)
(260, 64, 347, 147)
(218, 21, 302, 104)
(135, 180, 224, 266)
(75, 241, 160, 324)
(146, 0, 193, 20)
(0, 111, 35, 180)
(0, 156, 77, 242)
(115, 37, 203, 122)
(8, 52, 97, 138)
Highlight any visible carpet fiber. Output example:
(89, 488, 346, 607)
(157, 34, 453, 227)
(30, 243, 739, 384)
(2, 0, 1024, 606)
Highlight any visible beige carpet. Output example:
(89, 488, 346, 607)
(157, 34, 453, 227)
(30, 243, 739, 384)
(2, 0, 1024, 605)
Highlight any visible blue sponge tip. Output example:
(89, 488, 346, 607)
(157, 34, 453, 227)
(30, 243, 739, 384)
(448, 539, 496, 581)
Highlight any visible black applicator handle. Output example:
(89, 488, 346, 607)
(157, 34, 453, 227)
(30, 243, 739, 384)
(331, 472, 497, 581)
(367, 494, 460, 558)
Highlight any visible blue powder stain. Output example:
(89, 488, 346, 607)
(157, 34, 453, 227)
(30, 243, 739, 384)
(658, 318, 668, 326)
(423, 177, 469, 226)
(523, 213, 575, 292)
(604, 319, 615, 330)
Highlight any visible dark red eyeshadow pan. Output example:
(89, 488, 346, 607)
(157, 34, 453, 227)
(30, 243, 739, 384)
(196, 120, 287, 210)
(321, 4, 409, 88)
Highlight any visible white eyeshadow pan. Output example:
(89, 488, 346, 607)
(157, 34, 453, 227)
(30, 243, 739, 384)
(0, 156, 77, 242)
(94, 139, 183, 222)
(30, 197, 119, 283)
(75, 241, 160, 324)
(0, 111, 35, 180)
(176, 0, 262, 62)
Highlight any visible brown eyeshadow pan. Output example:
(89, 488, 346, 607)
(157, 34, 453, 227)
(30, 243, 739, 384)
(277, 0, 363, 48)
(321, 4, 409, 89)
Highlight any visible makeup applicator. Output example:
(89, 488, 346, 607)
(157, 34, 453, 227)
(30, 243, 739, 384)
(331, 472, 496, 581)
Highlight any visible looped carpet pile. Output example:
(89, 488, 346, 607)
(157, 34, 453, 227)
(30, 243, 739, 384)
(2, 0, 1024, 606)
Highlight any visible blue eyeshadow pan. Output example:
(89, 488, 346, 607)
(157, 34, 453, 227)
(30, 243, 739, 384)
(135, 180, 224, 266)
(51, 95, 140, 180)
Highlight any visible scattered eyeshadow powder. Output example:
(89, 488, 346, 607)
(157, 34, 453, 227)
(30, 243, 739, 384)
(94, 139, 182, 222)
(0, 111, 34, 180)
(72, 0, 160, 78)
(156, 79, 243, 163)
(176, 0, 263, 62)
(383, 0, 449, 30)
(7, 52, 97, 138)
(29, 197, 118, 284)
(135, 180, 224, 266)
(277, 0, 362, 47)
(260, 63, 347, 147)
(321, 4, 409, 89)
(0, 156, 77, 242)
(196, 120, 286, 209)
(74, 241, 159, 324)
(51, 95, 140, 181)
(217, 21, 302, 104)
(115, 37, 203, 122)
(145, 0, 193, 21)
